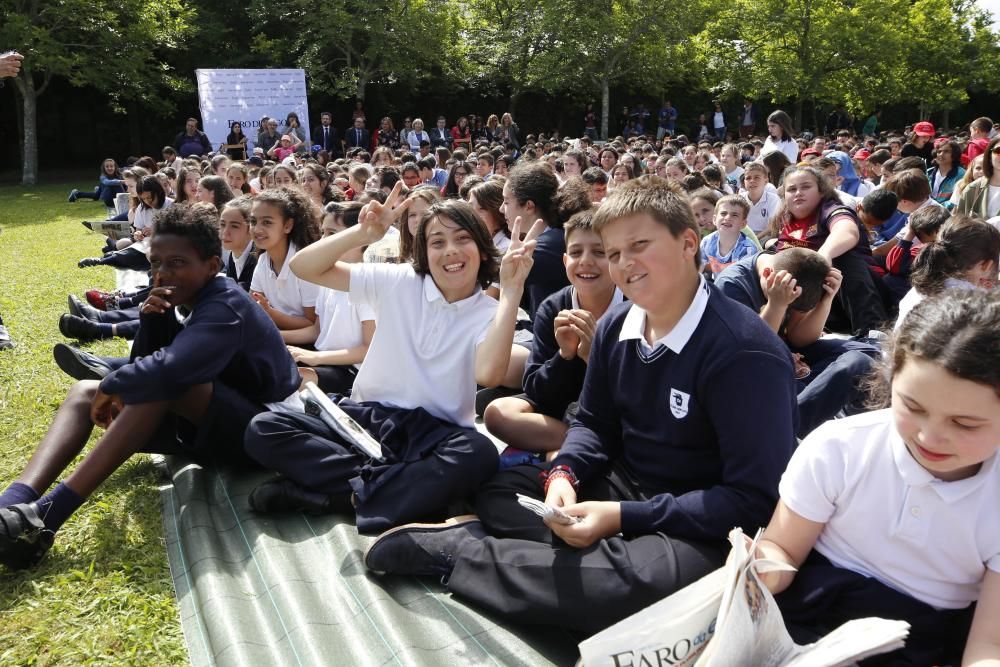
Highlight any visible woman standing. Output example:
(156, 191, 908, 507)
(957, 136, 1000, 220)
(497, 113, 520, 149)
(374, 117, 399, 151)
(225, 122, 248, 160)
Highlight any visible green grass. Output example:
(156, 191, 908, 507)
(0, 182, 186, 665)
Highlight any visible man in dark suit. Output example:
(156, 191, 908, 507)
(344, 116, 370, 153)
(312, 111, 341, 158)
(430, 116, 451, 149)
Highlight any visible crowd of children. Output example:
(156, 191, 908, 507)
(2, 107, 999, 664)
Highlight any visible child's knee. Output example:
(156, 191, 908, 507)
(484, 396, 532, 431)
(243, 411, 294, 462)
(66, 380, 100, 407)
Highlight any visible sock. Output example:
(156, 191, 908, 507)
(0, 482, 39, 507)
(35, 482, 85, 533)
(96, 323, 114, 338)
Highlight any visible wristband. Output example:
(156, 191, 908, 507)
(541, 464, 579, 494)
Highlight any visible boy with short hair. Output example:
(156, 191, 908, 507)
(700, 194, 758, 277)
(857, 188, 903, 258)
(963, 116, 993, 167)
(739, 162, 781, 235)
(483, 211, 624, 455)
(362, 176, 798, 634)
(0, 206, 301, 570)
(715, 247, 878, 438)
(580, 167, 608, 203)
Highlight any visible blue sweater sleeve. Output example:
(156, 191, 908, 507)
(549, 316, 623, 482)
(618, 348, 796, 541)
(100, 302, 242, 404)
(522, 292, 587, 417)
(99, 174, 123, 187)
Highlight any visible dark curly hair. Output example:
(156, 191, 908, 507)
(152, 203, 222, 260)
(252, 186, 321, 249)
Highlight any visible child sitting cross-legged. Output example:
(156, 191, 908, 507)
(700, 194, 759, 278)
(0, 205, 301, 570)
(483, 209, 625, 458)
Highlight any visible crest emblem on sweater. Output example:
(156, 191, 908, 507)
(669, 388, 690, 419)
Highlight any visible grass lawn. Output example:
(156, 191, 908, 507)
(0, 181, 186, 665)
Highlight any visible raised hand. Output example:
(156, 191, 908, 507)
(554, 315, 580, 360)
(499, 216, 546, 288)
(761, 268, 801, 309)
(140, 286, 176, 315)
(821, 267, 843, 300)
(358, 180, 410, 243)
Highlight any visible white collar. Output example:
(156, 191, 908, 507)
(274, 242, 298, 281)
(890, 426, 999, 504)
(618, 276, 709, 354)
(571, 286, 625, 312)
(422, 274, 482, 308)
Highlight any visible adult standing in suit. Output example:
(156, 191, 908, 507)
(313, 111, 341, 158)
(344, 116, 370, 153)
(430, 116, 452, 149)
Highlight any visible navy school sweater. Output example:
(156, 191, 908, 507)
(523, 285, 586, 418)
(551, 281, 798, 542)
(101, 275, 300, 406)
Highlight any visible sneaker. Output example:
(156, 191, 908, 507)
(68, 189, 79, 203)
(364, 515, 484, 577)
(59, 314, 104, 341)
(0, 325, 13, 351)
(0, 503, 55, 570)
(67, 294, 101, 322)
(248, 478, 353, 515)
(52, 343, 115, 381)
(85, 289, 119, 311)
(77, 257, 103, 268)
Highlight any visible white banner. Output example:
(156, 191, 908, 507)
(195, 68, 311, 154)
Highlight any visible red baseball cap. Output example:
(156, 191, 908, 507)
(854, 149, 871, 161)
(913, 121, 935, 138)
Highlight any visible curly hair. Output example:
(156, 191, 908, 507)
(152, 202, 222, 260)
(252, 187, 321, 249)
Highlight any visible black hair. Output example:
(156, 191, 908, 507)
(411, 199, 501, 290)
(136, 175, 167, 209)
(911, 215, 1000, 295)
(907, 205, 950, 239)
(152, 203, 222, 260)
(252, 187, 322, 250)
(507, 161, 559, 226)
(771, 248, 832, 312)
(860, 189, 899, 222)
(198, 175, 236, 208)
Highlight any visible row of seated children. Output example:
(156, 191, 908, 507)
(5, 165, 998, 663)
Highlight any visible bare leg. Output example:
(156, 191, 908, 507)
(17, 381, 100, 495)
(501, 345, 530, 389)
(483, 396, 568, 453)
(298, 367, 318, 387)
(60, 383, 213, 498)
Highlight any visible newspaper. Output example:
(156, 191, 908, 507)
(516, 494, 581, 525)
(299, 382, 384, 461)
(579, 528, 910, 667)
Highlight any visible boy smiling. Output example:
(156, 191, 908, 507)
(363, 176, 798, 633)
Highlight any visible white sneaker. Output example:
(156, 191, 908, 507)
(0, 325, 14, 350)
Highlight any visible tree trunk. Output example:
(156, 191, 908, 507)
(13, 74, 37, 187)
(356, 77, 367, 101)
(600, 75, 610, 141)
(941, 108, 950, 131)
(793, 98, 803, 133)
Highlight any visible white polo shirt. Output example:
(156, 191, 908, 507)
(741, 189, 781, 234)
(618, 277, 708, 355)
(348, 263, 498, 428)
(250, 242, 320, 317)
(313, 287, 376, 369)
(780, 410, 1000, 610)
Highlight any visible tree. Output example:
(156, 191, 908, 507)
(529, 0, 709, 139)
(0, 0, 193, 185)
(700, 0, 908, 130)
(250, 0, 461, 102)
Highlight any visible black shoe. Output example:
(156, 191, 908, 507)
(77, 257, 103, 268)
(0, 503, 55, 570)
(67, 294, 101, 322)
(0, 324, 13, 351)
(364, 515, 484, 577)
(248, 478, 351, 515)
(52, 343, 114, 381)
(59, 314, 104, 341)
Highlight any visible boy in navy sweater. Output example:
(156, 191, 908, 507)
(0, 205, 300, 570)
(483, 209, 624, 455)
(364, 176, 799, 633)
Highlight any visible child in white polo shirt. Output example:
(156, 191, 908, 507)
(756, 289, 1000, 665)
(739, 161, 781, 236)
(244, 184, 547, 533)
(248, 188, 322, 337)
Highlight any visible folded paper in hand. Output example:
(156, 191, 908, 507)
(516, 493, 581, 525)
(578, 528, 910, 666)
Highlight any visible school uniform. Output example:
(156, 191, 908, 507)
(774, 411, 997, 663)
(249, 243, 321, 317)
(224, 241, 258, 292)
(522, 226, 571, 321)
(444, 279, 798, 633)
(522, 285, 624, 419)
(715, 254, 879, 438)
(244, 263, 501, 533)
(307, 286, 376, 395)
(100, 276, 300, 461)
(741, 189, 781, 234)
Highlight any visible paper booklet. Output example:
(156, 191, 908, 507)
(578, 528, 910, 667)
(516, 493, 582, 525)
(299, 382, 385, 462)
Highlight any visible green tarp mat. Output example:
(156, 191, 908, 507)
(157, 455, 581, 666)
